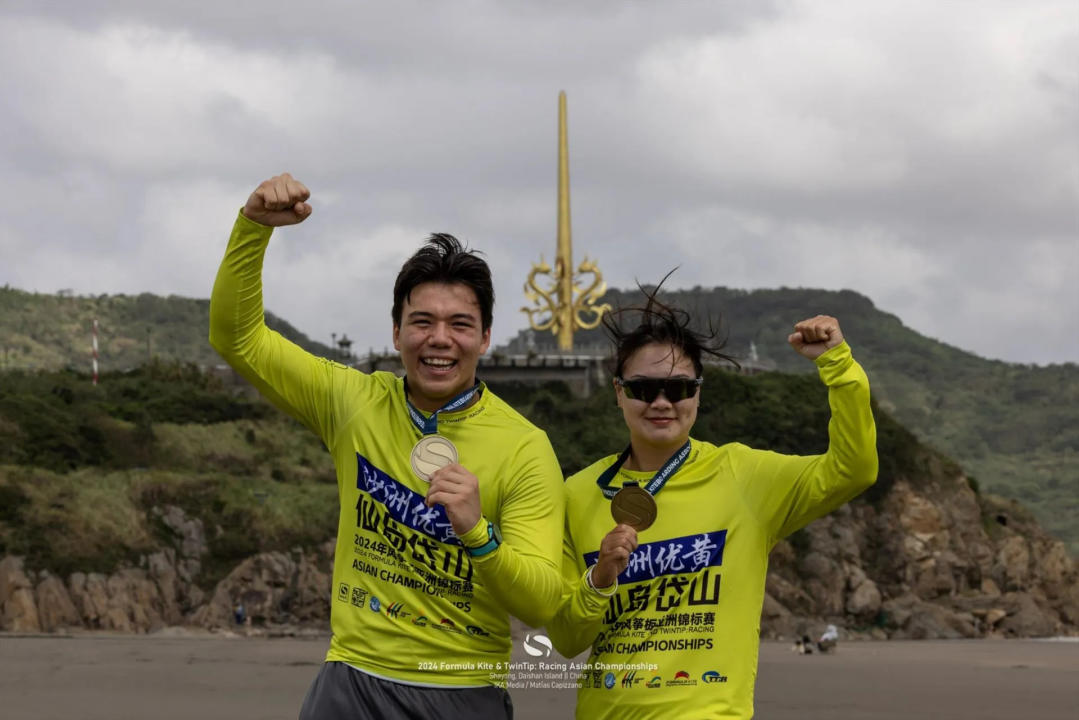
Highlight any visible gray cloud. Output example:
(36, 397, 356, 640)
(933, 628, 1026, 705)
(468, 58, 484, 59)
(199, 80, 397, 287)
(1, 0, 1076, 365)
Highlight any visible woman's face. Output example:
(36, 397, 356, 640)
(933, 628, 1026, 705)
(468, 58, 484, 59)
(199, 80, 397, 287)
(616, 342, 700, 455)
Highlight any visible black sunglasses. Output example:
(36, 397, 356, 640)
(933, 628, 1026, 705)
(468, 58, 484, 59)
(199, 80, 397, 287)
(616, 376, 703, 403)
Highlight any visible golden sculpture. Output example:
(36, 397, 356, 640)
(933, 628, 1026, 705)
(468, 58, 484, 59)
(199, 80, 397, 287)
(522, 91, 611, 351)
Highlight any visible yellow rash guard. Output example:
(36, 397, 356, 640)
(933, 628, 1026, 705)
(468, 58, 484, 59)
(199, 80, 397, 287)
(210, 211, 564, 686)
(546, 342, 877, 718)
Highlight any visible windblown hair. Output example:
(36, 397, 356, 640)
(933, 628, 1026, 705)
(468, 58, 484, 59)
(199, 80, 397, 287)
(603, 269, 737, 377)
(392, 233, 494, 331)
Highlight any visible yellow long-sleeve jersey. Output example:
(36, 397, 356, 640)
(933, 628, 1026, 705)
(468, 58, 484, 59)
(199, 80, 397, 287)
(547, 342, 877, 718)
(210, 211, 565, 686)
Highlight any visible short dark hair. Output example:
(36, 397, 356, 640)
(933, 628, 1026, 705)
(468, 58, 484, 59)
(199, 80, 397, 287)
(392, 233, 494, 331)
(603, 269, 737, 377)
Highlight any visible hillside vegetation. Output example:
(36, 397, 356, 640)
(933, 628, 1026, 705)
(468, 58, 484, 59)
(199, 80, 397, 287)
(1, 357, 948, 581)
(0, 286, 335, 373)
(0, 362, 336, 582)
(2, 284, 1076, 552)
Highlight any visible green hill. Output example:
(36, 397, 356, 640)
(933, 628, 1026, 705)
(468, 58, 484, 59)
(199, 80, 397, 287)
(510, 286, 1079, 553)
(0, 286, 336, 373)
(0, 361, 336, 581)
(2, 284, 1076, 553)
(0, 359, 934, 579)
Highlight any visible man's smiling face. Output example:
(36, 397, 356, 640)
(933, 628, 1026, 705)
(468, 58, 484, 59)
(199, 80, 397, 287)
(393, 281, 491, 413)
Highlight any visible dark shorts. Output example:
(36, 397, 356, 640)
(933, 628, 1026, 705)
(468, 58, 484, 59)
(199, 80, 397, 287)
(298, 662, 514, 720)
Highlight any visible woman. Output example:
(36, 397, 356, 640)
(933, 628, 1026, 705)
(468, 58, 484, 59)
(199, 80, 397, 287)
(546, 285, 877, 719)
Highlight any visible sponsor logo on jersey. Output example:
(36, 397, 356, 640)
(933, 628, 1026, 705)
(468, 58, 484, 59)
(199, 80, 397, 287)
(350, 587, 368, 608)
(337, 583, 349, 602)
(604, 672, 616, 689)
(412, 615, 428, 627)
(466, 625, 490, 637)
(385, 601, 406, 618)
(666, 670, 698, 687)
(702, 670, 727, 683)
(435, 618, 464, 634)
(523, 633, 553, 658)
(369, 596, 381, 612)
(356, 454, 458, 544)
(584, 530, 727, 584)
(621, 671, 642, 688)
(646, 676, 662, 688)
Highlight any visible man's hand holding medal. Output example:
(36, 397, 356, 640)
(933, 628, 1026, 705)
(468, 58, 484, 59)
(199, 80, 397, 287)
(424, 462, 483, 537)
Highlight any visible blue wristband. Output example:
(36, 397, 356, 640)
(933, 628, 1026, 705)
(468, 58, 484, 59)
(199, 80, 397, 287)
(466, 521, 502, 558)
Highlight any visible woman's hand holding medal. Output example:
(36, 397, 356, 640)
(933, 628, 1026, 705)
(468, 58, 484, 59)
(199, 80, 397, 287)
(592, 524, 639, 589)
(425, 463, 482, 537)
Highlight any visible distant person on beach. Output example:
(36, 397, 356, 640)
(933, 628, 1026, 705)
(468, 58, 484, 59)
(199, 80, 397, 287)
(545, 279, 877, 719)
(210, 173, 564, 719)
(817, 624, 839, 653)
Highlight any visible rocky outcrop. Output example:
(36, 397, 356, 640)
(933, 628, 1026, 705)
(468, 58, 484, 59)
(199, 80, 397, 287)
(191, 546, 331, 630)
(0, 556, 41, 632)
(0, 504, 332, 635)
(34, 572, 81, 631)
(2, 545, 332, 634)
(763, 474, 1079, 641)
(1, 504, 216, 634)
(152, 504, 207, 589)
(2, 484, 1076, 639)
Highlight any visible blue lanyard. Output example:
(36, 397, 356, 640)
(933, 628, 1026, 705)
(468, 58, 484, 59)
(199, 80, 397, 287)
(595, 440, 692, 500)
(404, 380, 482, 436)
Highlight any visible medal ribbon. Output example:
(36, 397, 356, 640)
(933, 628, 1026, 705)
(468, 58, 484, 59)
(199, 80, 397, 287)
(404, 380, 482, 436)
(595, 440, 692, 500)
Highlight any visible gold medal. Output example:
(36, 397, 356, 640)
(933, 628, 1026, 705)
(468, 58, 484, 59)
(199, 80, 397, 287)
(610, 485, 657, 531)
(410, 435, 458, 482)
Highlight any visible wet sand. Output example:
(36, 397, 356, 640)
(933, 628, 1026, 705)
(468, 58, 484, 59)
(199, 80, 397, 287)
(0, 633, 1076, 719)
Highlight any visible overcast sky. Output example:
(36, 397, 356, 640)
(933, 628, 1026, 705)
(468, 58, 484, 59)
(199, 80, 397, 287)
(2, 1, 1076, 365)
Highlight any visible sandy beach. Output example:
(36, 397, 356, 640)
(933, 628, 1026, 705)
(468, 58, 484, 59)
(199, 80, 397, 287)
(1, 633, 1076, 719)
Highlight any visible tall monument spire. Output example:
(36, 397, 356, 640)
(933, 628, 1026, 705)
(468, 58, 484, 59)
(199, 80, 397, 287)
(555, 90, 574, 350)
(522, 91, 610, 351)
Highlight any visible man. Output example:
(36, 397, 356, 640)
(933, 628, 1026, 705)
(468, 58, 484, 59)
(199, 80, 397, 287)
(210, 173, 564, 719)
